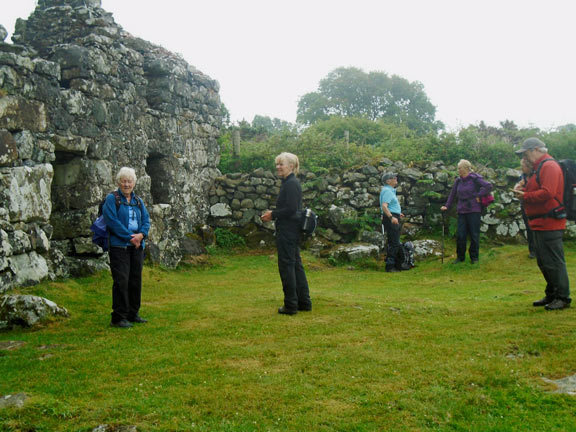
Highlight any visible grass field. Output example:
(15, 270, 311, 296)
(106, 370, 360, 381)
(1, 243, 576, 431)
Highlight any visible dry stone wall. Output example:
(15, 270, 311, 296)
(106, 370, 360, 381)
(208, 159, 576, 247)
(0, 0, 221, 291)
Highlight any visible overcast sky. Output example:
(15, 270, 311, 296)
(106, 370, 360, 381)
(2, 0, 575, 131)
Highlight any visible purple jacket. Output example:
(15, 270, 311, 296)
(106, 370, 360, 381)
(445, 172, 493, 214)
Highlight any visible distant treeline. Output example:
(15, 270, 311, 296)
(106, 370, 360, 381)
(218, 116, 576, 174)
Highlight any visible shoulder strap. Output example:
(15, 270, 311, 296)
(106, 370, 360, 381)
(535, 158, 555, 186)
(111, 191, 141, 208)
(112, 191, 121, 210)
(534, 158, 564, 207)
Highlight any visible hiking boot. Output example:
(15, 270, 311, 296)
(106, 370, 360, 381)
(278, 306, 298, 315)
(452, 259, 464, 264)
(545, 299, 571, 311)
(533, 296, 554, 307)
(129, 315, 148, 323)
(110, 319, 133, 328)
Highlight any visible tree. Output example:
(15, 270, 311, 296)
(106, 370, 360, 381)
(296, 67, 441, 135)
(251, 115, 296, 134)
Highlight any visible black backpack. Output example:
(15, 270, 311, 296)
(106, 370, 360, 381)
(534, 158, 576, 221)
(396, 241, 415, 271)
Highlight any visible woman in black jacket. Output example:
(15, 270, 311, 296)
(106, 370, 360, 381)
(261, 152, 312, 315)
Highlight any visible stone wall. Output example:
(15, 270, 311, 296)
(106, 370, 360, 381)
(0, 0, 221, 291)
(208, 159, 576, 247)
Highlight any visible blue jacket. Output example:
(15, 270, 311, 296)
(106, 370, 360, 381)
(103, 189, 151, 248)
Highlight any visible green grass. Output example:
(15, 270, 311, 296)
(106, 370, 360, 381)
(2, 244, 576, 431)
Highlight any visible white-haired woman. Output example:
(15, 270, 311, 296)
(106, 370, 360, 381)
(441, 159, 492, 264)
(103, 167, 151, 328)
(261, 152, 312, 315)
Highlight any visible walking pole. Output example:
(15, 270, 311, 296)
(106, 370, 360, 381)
(381, 220, 387, 252)
(441, 211, 445, 264)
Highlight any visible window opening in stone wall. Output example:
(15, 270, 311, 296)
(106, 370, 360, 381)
(146, 154, 170, 205)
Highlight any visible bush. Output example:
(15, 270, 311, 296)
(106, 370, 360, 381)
(214, 228, 246, 249)
(218, 118, 576, 175)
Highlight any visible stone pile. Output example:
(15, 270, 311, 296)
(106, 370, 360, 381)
(1, 0, 221, 290)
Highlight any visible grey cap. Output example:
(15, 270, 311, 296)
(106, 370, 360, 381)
(515, 137, 545, 155)
(381, 172, 398, 183)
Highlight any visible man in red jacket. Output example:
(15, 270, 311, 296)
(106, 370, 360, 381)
(514, 138, 571, 310)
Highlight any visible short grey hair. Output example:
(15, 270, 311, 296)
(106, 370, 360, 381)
(116, 167, 137, 184)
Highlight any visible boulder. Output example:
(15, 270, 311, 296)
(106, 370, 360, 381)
(0, 393, 27, 409)
(0, 294, 69, 329)
(411, 239, 442, 259)
(326, 243, 380, 262)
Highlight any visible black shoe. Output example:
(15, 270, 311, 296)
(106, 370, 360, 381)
(545, 299, 571, 311)
(298, 305, 312, 312)
(129, 316, 148, 324)
(386, 267, 401, 273)
(110, 319, 133, 328)
(470, 259, 478, 264)
(452, 259, 464, 264)
(533, 296, 554, 307)
(278, 307, 298, 315)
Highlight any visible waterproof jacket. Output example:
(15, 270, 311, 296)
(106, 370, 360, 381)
(272, 173, 302, 231)
(445, 172, 493, 214)
(523, 153, 566, 231)
(103, 189, 151, 248)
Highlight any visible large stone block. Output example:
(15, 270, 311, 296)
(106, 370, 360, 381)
(50, 209, 94, 240)
(7, 252, 49, 288)
(0, 130, 18, 166)
(0, 96, 47, 132)
(52, 158, 113, 209)
(0, 164, 53, 223)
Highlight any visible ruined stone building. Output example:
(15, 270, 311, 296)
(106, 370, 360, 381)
(0, 0, 222, 291)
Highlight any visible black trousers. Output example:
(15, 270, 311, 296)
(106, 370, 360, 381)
(275, 227, 311, 311)
(533, 230, 571, 301)
(109, 246, 144, 323)
(382, 214, 401, 269)
(456, 212, 481, 261)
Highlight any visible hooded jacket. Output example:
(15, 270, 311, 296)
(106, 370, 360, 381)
(445, 172, 493, 214)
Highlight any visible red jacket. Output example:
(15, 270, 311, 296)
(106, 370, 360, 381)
(523, 153, 566, 231)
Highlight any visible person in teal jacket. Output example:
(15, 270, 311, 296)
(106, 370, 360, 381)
(103, 167, 150, 328)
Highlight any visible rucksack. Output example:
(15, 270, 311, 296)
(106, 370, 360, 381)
(396, 241, 415, 271)
(471, 176, 494, 209)
(90, 191, 142, 251)
(534, 158, 576, 221)
(301, 208, 319, 235)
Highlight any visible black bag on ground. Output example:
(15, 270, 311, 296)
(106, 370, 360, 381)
(396, 241, 415, 271)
